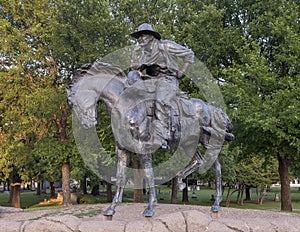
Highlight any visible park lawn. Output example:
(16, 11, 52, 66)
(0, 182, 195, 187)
(0, 186, 299, 213)
(0, 191, 53, 209)
(112, 185, 300, 213)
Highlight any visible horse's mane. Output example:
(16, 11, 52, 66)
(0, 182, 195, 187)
(68, 60, 126, 88)
(66, 60, 126, 107)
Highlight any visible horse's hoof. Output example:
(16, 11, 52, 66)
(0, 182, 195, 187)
(211, 205, 221, 212)
(143, 208, 154, 217)
(103, 207, 115, 216)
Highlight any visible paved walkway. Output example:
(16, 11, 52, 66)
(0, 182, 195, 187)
(1, 203, 300, 231)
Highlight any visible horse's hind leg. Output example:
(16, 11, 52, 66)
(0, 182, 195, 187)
(211, 159, 222, 212)
(176, 149, 222, 212)
(103, 147, 129, 216)
(139, 153, 157, 217)
(177, 149, 204, 190)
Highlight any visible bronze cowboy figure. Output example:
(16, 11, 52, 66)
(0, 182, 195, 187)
(128, 23, 194, 150)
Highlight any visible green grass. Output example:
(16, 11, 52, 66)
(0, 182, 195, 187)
(0, 190, 53, 209)
(121, 185, 300, 213)
(0, 186, 299, 213)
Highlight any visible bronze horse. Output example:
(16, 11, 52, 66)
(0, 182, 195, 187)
(67, 61, 234, 217)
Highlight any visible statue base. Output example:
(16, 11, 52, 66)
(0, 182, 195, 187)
(104, 215, 113, 221)
(211, 211, 219, 220)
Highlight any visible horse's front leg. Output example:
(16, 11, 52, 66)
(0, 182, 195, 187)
(139, 153, 157, 217)
(103, 146, 129, 216)
(211, 159, 222, 212)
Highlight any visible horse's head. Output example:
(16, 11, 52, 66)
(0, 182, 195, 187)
(66, 61, 128, 129)
(68, 88, 98, 129)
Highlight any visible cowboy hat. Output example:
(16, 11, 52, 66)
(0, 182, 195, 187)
(130, 23, 161, 40)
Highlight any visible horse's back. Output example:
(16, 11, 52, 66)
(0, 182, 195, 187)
(191, 98, 211, 126)
(191, 98, 234, 137)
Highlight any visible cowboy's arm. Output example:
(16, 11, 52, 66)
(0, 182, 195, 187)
(164, 40, 194, 78)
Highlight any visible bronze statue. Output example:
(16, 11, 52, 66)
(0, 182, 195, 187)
(67, 24, 234, 218)
(67, 64, 234, 218)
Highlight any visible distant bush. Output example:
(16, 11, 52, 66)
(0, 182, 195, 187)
(77, 195, 100, 204)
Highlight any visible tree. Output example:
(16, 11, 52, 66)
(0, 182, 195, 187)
(236, 156, 278, 205)
(173, 0, 299, 212)
(0, 0, 84, 207)
(220, 0, 300, 211)
(0, 0, 60, 206)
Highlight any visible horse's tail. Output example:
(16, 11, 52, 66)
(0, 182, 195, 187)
(209, 105, 235, 142)
(224, 116, 235, 141)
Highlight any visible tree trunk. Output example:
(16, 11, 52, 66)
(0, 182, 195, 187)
(245, 186, 251, 201)
(36, 182, 41, 195)
(133, 156, 144, 203)
(53, 104, 67, 143)
(278, 155, 292, 211)
(236, 184, 244, 205)
(62, 162, 71, 206)
(7, 179, 10, 191)
(182, 178, 189, 203)
(236, 184, 241, 204)
(41, 180, 47, 194)
(258, 186, 265, 205)
(106, 181, 113, 202)
(30, 180, 34, 191)
(54, 104, 70, 206)
(81, 177, 87, 194)
(225, 187, 235, 207)
(91, 184, 100, 196)
(171, 177, 178, 204)
(10, 169, 21, 208)
(50, 181, 56, 199)
(10, 184, 21, 208)
(240, 186, 244, 205)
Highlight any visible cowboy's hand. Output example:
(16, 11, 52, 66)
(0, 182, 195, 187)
(178, 63, 190, 78)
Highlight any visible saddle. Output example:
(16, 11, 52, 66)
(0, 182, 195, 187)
(111, 73, 233, 154)
(119, 84, 199, 149)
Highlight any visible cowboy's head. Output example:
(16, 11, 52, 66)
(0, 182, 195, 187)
(131, 23, 161, 47)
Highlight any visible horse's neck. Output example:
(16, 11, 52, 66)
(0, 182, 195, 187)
(91, 75, 125, 113)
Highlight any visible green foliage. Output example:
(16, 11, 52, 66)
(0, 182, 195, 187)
(0, 0, 81, 184)
(222, 0, 300, 158)
(49, 0, 131, 77)
(235, 156, 279, 187)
